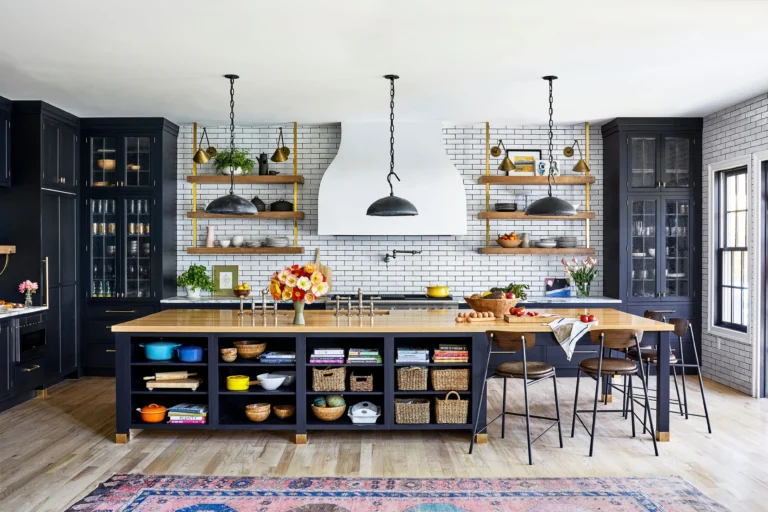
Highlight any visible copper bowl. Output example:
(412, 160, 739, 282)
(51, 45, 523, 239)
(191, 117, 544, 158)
(464, 297, 520, 318)
(233, 289, 250, 298)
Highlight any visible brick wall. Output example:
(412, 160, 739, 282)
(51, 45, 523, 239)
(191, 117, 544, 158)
(176, 123, 603, 298)
(701, 93, 768, 395)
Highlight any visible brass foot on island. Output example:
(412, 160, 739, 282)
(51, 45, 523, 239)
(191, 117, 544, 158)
(35, 389, 49, 399)
(600, 394, 613, 403)
(295, 434, 307, 445)
(656, 431, 670, 442)
(115, 433, 130, 444)
(475, 434, 488, 444)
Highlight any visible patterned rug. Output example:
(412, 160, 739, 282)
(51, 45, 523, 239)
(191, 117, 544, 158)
(67, 474, 726, 511)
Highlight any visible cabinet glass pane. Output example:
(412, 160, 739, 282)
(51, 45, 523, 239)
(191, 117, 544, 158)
(124, 198, 152, 298)
(90, 137, 117, 187)
(630, 137, 657, 188)
(125, 137, 151, 187)
(663, 137, 690, 188)
(664, 199, 690, 297)
(90, 199, 117, 298)
(631, 199, 658, 298)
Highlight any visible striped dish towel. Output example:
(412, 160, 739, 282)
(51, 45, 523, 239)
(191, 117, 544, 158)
(549, 318, 596, 361)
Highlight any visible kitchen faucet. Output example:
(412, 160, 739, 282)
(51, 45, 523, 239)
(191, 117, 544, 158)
(358, 288, 364, 316)
(383, 249, 422, 265)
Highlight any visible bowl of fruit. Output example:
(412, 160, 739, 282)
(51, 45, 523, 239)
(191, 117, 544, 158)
(464, 290, 520, 318)
(233, 282, 251, 298)
(496, 232, 522, 248)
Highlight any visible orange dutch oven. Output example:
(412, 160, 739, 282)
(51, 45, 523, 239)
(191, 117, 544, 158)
(137, 403, 167, 423)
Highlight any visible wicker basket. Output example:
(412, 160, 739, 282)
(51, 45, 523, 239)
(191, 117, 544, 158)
(397, 366, 428, 390)
(431, 368, 469, 391)
(312, 367, 346, 392)
(350, 372, 373, 392)
(435, 391, 469, 424)
(311, 404, 346, 422)
(395, 398, 430, 424)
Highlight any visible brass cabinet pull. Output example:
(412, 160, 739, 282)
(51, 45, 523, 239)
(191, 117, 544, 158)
(106, 349, 116, 353)
(105, 310, 136, 313)
(106, 325, 112, 329)
(22, 365, 41, 372)
(42, 257, 49, 307)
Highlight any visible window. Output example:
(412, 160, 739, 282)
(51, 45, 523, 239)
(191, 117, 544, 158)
(715, 167, 749, 332)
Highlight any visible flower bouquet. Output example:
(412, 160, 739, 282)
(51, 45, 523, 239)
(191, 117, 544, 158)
(19, 280, 39, 307)
(269, 263, 330, 325)
(562, 256, 598, 297)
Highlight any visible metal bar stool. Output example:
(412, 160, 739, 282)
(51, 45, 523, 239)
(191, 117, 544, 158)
(469, 331, 563, 465)
(571, 329, 659, 457)
(669, 318, 712, 433)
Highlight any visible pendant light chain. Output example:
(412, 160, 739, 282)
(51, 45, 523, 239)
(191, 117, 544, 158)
(388, 76, 398, 196)
(228, 76, 236, 195)
(547, 77, 555, 197)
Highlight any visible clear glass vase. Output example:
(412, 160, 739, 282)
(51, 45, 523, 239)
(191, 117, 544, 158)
(293, 300, 305, 325)
(575, 282, 591, 298)
(24, 291, 33, 307)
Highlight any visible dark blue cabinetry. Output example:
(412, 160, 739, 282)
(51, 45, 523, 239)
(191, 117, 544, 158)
(0, 96, 11, 187)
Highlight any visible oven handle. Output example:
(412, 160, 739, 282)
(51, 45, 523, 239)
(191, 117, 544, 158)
(13, 324, 20, 363)
(42, 257, 49, 307)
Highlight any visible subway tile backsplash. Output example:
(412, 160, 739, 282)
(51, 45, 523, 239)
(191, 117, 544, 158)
(176, 123, 603, 297)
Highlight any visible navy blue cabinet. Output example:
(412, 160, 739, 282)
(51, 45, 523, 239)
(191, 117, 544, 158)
(0, 319, 13, 401)
(0, 96, 10, 187)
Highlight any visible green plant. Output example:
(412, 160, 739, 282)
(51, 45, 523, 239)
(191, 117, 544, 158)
(562, 256, 598, 297)
(490, 282, 530, 300)
(177, 264, 214, 292)
(213, 148, 254, 174)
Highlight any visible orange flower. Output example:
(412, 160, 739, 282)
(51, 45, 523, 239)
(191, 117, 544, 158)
(281, 287, 293, 301)
(304, 262, 316, 274)
(269, 281, 282, 301)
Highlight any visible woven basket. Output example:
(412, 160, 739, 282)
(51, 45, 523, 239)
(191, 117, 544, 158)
(395, 398, 430, 424)
(435, 391, 469, 424)
(397, 366, 428, 390)
(350, 372, 373, 392)
(312, 367, 346, 392)
(431, 368, 469, 391)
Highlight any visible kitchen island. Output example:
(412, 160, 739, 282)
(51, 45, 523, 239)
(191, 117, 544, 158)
(112, 308, 673, 444)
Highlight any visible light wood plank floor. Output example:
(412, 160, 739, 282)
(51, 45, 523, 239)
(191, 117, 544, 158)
(0, 376, 765, 511)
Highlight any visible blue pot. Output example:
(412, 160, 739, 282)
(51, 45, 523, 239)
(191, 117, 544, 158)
(139, 341, 182, 361)
(178, 345, 204, 363)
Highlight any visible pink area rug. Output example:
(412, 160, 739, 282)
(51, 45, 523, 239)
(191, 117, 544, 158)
(67, 474, 726, 511)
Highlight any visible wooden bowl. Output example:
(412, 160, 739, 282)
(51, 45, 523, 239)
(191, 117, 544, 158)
(495, 238, 522, 248)
(273, 404, 296, 419)
(311, 404, 346, 422)
(233, 340, 266, 359)
(464, 297, 520, 318)
(233, 289, 251, 298)
(220, 348, 237, 362)
(245, 403, 271, 422)
(97, 159, 116, 171)
(127, 164, 141, 171)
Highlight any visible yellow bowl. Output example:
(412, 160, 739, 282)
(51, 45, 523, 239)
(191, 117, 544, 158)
(426, 285, 450, 298)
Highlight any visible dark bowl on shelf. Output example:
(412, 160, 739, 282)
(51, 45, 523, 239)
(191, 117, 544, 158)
(495, 202, 518, 212)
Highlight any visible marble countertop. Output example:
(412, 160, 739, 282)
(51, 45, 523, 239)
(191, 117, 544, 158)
(161, 295, 620, 305)
(0, 306, 48, 319)
(518, 296, 621, 304)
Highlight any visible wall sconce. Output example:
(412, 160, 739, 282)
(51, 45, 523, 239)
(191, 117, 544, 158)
(192, 127, 217, 164)
(271, 127, 290, 163)
(491, 140, 516, 174)
(563, 140, 590, 173)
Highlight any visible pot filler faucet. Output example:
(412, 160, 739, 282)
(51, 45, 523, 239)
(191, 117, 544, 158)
(383, 249, 422, 265)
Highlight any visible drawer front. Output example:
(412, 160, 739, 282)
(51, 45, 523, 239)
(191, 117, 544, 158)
(82, 319, 120, 345)
(15, 359, 45, 392)
(86, 305, 156, 319)
(82, 343, 116, 368)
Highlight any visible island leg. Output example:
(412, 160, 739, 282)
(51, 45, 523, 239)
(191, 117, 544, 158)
(472, 333, 488, 444)
(115, 333, 131, 444)
(655, 331, 670, 441)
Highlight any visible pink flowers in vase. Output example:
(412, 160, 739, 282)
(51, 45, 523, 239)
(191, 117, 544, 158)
(561, 257, 598, 297)
(18, 280, 39, 307)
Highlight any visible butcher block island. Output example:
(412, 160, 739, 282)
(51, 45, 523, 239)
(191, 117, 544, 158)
(112, 308, 673, 444)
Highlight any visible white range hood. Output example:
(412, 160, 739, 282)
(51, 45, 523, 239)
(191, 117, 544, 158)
(318, 121, 467, 235)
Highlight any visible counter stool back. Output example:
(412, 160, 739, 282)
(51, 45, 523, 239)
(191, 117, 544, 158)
(571, 330, 659, 457)
(469, 331, 563, 465)
(669, 318, 712, 433)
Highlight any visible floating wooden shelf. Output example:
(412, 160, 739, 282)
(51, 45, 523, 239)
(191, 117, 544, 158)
(186, 175, 304, 184)
(187, 247, 304, 255)
(186, 211, 305, 220)
(478, 247, 596, 255)
(478, 175, 595, 185)
(0, 246, 16, 255)
(478, 211, 596, 220)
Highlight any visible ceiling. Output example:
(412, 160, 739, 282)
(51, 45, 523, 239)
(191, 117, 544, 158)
(1, 0, 767, 126)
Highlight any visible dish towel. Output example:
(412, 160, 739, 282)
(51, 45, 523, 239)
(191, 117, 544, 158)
(549, 318, 596, 361)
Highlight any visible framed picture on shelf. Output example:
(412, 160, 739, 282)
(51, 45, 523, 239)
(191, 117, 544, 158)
(213, 265, 239, 297)
(506, 149, 541, 175)
(545, 277, 571, 297)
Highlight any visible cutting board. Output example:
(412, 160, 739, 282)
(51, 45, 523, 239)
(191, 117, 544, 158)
(504, 313, 561, 323)
(146, 378, 202, 391)
(315, 248, 332, 292)
(144, 371, 198, 381)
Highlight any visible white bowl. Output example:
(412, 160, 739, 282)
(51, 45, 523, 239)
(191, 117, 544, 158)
(257, 373, 286, 391)
(219, 239, 231, 248)
(231, 236, 244, 247)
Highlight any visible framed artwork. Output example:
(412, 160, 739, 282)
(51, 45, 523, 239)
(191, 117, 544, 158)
(213, 265, 239, 297)
(536, 159, 562, 176)
(545, 277, 571, 297)
(506, 149, 541, 175)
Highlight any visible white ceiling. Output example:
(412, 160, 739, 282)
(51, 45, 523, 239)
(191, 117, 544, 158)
(1, 0, 767, 126)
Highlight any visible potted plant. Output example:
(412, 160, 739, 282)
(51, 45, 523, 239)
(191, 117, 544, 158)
(561, 256, 598, 297)
(177, 264, 214, 299)
(213, 148, 254, 175)
(269, 263, 330, 325)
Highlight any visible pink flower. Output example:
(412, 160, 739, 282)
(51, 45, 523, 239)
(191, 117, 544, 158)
(572, 258, 577, 263)
(18, 282, 25, 293)
(561, 258, 567, 265)
(31, 282, 39, 291)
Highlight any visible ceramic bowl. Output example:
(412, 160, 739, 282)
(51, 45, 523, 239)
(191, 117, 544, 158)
(273, 370, 296, 387)
(219, 239, 231, 248)
(256, 373, 286, 390)
(220, 348, 237, 362)
(231, 235, 244, 247)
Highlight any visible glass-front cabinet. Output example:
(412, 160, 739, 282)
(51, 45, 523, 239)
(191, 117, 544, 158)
(663, 197, 691, 298)
(627, 133, 694, 191)
(87, 135, 153, 188)
(87, 197, 155, 299)
(630, 198, 658, 299)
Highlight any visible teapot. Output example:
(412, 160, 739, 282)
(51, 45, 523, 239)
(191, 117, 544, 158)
(258, 153, 269, 175)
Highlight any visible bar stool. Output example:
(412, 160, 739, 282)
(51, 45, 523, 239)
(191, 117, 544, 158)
(669, 318, 712, 433)
(571, 329, 659, 457)
(469, 331, 563, 465)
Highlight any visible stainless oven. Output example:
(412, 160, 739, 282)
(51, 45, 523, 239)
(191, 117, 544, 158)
(16, 313, 47, 363)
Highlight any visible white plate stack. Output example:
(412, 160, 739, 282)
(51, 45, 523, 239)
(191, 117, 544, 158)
(535, 238, 557, 248)
(264, 236, 289, 248)
(556, 236, 578, 248)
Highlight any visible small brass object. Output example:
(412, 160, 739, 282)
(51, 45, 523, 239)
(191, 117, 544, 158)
(490, 145, 502, 157)
(193, 127, 215, 164)
(491, 139, 516, 173)
(563, 146, 574, 158)
(271, 127, 290, 162)
(499, 156, 515, 172)
(193, 148, 210, 164)
(563, 139, 590, 173)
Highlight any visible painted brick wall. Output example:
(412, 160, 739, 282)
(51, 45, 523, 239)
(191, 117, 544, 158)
(175, 123, 603, 298)
(701, 92, 768, 395)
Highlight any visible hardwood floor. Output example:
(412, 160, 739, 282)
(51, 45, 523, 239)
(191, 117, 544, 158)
(0, 376, 765, 511)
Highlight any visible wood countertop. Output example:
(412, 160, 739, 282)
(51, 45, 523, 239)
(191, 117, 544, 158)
(112, 308, 673, 334)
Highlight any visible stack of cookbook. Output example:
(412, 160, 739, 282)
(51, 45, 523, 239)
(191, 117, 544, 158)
(167, 403, 208, 425)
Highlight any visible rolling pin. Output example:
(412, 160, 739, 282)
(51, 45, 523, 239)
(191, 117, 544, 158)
(143, 371, 198, 381)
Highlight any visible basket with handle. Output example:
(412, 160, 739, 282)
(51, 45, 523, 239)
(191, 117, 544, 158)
(350, 372, 373, 392)
(431, 368, 469, 391)
(397, 366, 428, 390)
(395, 398, 430, 424)
(312, 367, 346, 392)
(435, 391, 469, 424)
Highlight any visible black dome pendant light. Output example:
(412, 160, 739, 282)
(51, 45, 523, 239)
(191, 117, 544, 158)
(366, 75, 418, 217)
(206, 74, 259, 216)
(525, 76, 577, 217)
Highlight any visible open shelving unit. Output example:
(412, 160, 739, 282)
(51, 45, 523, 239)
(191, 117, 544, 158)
(478, 122, 596, 256)
(185, 122, 305, 255)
